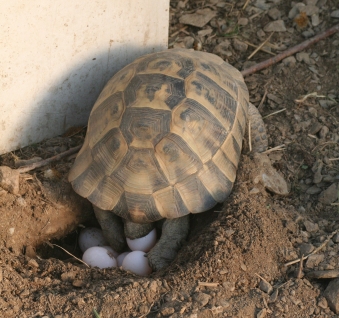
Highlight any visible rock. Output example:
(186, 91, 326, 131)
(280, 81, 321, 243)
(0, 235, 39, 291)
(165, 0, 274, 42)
(267, 94, 283, 104)
(193, 292, 211, 307)
(160, 305, 175, 316)
(288, 3, 305, 19)
(299, 5, 319, 16)
(197, 29, 213, 37)
(0, 166, 20, 195)
(263, 20, 286, 32)
(268, 8, 281, 20)
(306, 185, 321, 194)
(318, 183, 338, 204)
(318, 297, 328, 309)
(232, 39, 248, 52)
(307, 270, 339, 279)
(259, 280, 273, 294)
(179, 9, 217, 28)
(296, 52, 314, 65)
(269, 289, 279, 303)
(311, 14, 321, 27)
(333, 232, 339, 243)
(303, 220, 319, 232)
(306, 254, 325, 268)
(213, 40, 232, 57)
(319, 126, 329, 139)
(324, 278, 339, 313)
(299, 243, 314, 256)
(331, 10, 339, 18)
(282, 56, 296, 66)
(252, 153, 289, 196)
(238, 18, 249, 26)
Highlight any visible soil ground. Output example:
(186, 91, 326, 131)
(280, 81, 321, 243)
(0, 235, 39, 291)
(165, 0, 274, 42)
(1, 0, 339, 317)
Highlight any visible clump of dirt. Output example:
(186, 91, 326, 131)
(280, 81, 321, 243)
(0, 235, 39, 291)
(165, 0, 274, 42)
(1, 0, 339, 317)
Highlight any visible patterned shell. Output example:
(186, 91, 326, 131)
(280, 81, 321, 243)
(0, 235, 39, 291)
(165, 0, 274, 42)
(68, 49, 249, 223)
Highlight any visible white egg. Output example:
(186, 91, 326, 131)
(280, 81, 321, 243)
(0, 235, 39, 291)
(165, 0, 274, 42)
(82, 246, 117, 269)
(102, 246, 119, 258)
(117, 251, 130, 267)
(78, 227, 107, 252)
(126, 229, 157, 252)
(122, 251, 152, 276)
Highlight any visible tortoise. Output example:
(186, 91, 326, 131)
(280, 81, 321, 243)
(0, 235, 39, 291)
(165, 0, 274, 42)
(68, 48, 267, 270)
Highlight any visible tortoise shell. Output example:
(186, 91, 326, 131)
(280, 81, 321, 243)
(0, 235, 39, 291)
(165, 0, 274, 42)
(68, 49, 249, 223)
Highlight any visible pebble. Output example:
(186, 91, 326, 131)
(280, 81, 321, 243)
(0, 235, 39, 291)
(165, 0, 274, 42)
(160, 305, 175, 316)
(319, 126, 329, 139)
(296, 52, 314, 65)
(304, 220, 319, 232)
(331, 10, 339, 18)
(299, 243, 314, 255)
(324, 278, 339, 313)
(318, 297, 328, 309)
(268, 8, 281, 20)
(288, 3, 305, 19)
(238, 17, 249, 26)
(179, 9, 217, 28)
(267, 94, 283, 104)
(318, 183, 338, 204)
(311, 14, 321, 27)
(257, 308, 267, 318)
(263, 20, 286, 32)
(232, 39, 248, 52)
(282, 56, 296, 66)
(306, 254, 325, 268)
(299, 5, 319, 16)
(306, 185, 321, 194)
(307, 270, 339, 279)
(259, 280, 273, 294)
(193, 292, 210, 307)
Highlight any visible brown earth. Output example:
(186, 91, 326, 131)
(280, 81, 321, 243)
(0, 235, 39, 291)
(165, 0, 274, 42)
(1, 0, 339, 317)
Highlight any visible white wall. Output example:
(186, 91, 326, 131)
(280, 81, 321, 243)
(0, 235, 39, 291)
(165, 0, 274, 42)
(0, 1, 169, 154)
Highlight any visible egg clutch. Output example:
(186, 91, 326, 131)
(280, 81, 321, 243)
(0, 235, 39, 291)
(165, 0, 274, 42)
(79, 227, 157, 276)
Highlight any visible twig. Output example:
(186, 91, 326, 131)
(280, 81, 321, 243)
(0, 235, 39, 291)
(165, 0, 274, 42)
(244, 41, 276, 56)
(242, 0, 251, 10)
(16, 145, 81, 174)
(262, 108, 286, 119)
(198, 281, 219, 287)
(295, 92, 326, 103)
(248, 120, 252, 152)
(285, 229, 339, 267)
(241, 24, 339, 77)
(297, 254, 304, 279)
(255, 273, 270, 284)
(48, 242, 90, 268)
(262, 144, 285, 154)
(247, 32, 275, 60)
(170, 26, 188, 38)
(258, 89, 268, 110)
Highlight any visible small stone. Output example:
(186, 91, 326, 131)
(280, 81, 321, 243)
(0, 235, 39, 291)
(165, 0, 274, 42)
(60, 271, 77, 282)
(263, 20, 286, 32)
(299, 5, 319, 16)
(307, 270, 339, 279)
(250, 187, 260, 194)
(197, 29, 213, 37)
(213, 40, 232, 57)
(268, 8, 281, 20)
(0, 166, 20, 195)
(306, 185, 321, 194)
(267, 94, 283, 104)
(296, 52, 313, 65)
(299, 243, 314, 256)
(179, 9, 217, 28)
(333, 232, 339, 243)
(232, 38, 248, 52)
(193, 292, 211, 307)
(160, 305, 175, 316)
(319, 126, 329, 139)
(269, 289, 279, 303)
(306, 254, 325, 268)
(288, 3, 305, 19)
(318, 297, 328, 309)
(318, 183, 338, 204)
(331, 10, 339, 18)
(282, 56, 296, 66)
(259, 280, 273, 294)
(311, 14, 321, 27)
(324, 278, 339, 313)
(238, 17, 249, 26)
(303, 220, 319, 232)
(27, 259, 39, 268)
(72, 279, 85, 287)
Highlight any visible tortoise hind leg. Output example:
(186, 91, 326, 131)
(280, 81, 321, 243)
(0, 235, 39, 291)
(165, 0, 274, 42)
(147, 215, 190, 271)
(93, 206, 127, 253)
(248, 103, 268, 153)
